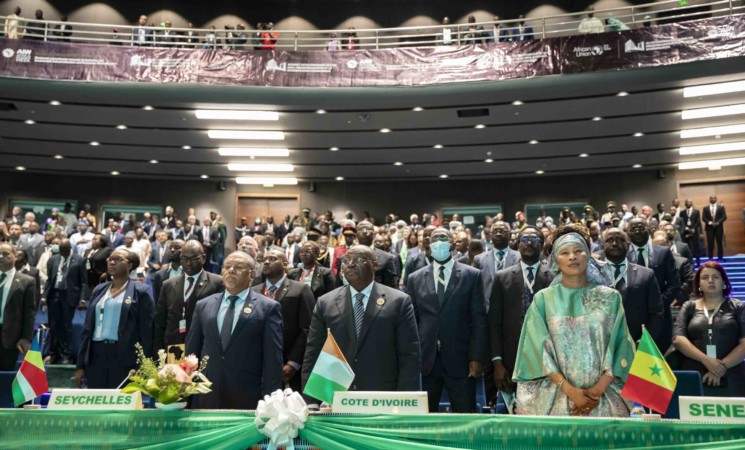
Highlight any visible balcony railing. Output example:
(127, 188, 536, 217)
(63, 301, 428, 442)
(1, 0, 742, 51)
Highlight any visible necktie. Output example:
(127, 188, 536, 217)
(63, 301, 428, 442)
(185, 276, 195, 299)
(523, 267, 535, 315)
(613, 264, 626, 292)
(0, 272, 7, 323)
(437, 266, 446, 306)
(353, 293, 365, 338)
(526, 266, 534, 283)
(496, 251, 505, 271)
(268, 285, 277, 298)
(637, 248, 646, 267)
(220, 295, 239, 351)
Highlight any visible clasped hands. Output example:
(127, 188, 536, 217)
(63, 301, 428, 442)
(566, 384, 602, 416)
(702, 357, 727, 387)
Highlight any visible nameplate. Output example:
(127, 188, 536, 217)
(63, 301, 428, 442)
(333, 391, 428, 414)
(680, 396, 745, 423)
(48, 389, 142, 410)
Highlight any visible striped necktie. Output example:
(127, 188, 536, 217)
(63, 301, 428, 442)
(353, 293, 365, 338)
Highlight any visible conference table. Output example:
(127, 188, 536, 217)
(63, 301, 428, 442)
(0, 409, 743, 449)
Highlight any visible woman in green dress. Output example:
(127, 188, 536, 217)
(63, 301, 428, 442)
(513, 225, 636, 416)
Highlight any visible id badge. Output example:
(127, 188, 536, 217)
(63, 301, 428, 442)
(706, 344, 717, 358)
(86, 260, 91, 271)
(179, 319, 187, 334)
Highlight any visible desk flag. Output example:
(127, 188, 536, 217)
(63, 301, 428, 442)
(620, 328, 677, 414)
(12, 329, 48, 407)
(303, 331, 354, 405)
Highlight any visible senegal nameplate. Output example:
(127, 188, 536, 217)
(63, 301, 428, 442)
(680, 396, 745, 424)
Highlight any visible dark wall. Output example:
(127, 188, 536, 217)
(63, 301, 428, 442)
(3, 166, 741, 239)
(7, 0, 643, 29)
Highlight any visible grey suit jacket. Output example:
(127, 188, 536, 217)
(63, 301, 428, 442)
(302, 283, 421, 401)
(185, 290, 283, 409)
(473, 247, 520, 310)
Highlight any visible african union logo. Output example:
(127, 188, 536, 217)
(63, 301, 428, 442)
(346, 60, 358, 69)
(266, 59, 287, 72)
(592, 46, 604, 55)
(2, 48, 14, 58)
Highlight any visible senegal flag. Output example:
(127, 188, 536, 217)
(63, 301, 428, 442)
(303, 331, 355, 405)
(12, 330, 48, 407)
(621, 328, 677, 414)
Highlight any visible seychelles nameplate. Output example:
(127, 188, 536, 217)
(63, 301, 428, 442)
(333, 391, 428, 414)
(47, 389, 142, 410)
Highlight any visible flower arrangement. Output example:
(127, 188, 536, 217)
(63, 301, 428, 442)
(121, 343, 212, 405)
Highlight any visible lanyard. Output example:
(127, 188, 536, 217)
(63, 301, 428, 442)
(521, 265, 537, 292)
(702, 300, 724, 344)
(301, 268, 314, 282)
(610, 263, 627, 287)
(264, 286, 279, 299)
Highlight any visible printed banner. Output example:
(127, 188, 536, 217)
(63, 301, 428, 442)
(0, 16, 742, 87)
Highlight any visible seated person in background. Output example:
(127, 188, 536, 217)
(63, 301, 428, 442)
(672, 262, 745, 397)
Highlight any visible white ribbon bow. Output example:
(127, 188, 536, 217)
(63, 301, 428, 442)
(255, 389, 309, 450)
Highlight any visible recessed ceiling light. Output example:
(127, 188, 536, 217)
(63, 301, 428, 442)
(380, 128, 391, 133)
(335, 176, 344, 181)
(116, 125, 127, 130)
(439, 174, 448, 179)
(474, 124, 486, 129)
(149, 160, 158, 164)
(529, 140, 539, 144)
(182, 145, 191, 150)
(512, 100, 523, 105)
(412, 107, 424, 112)
(329, 147, 339, 151)
(617, 92, 629, 97)
(218, 148, 290, 157)
(89, 141, 100, 146)
(433, 144, 443, 149)
(535, 170, 545, 174)
(633, 132, 644, 137)
(632, 164, 642, 168)
(393, 162, 403, 166)
(53, 154, 64, 159)
(579, 153, 589, 157)
(236, 177, 298, 185)
(485, 158, 494, 163)
(143, 105, 154, 111)
(316, 109, 327, 114)
(49, 100, 61, 106)
(24, 120, 35, 125)
(194, 110, 279, 121)
(592, 116, 602, 121)
(111, 171, 120, 175)
(678, 156, 745, 170)
(227, 163, 294, 172)
(200, 174, 209, 179)
(208, 130, 285, 140)
(15, 166, 26, 171)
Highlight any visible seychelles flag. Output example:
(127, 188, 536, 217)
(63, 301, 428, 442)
(12, 330, 48, 407)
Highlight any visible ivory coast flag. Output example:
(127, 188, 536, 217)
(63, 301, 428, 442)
(621, 328, 677, 414)
(12, 330, 48, 407)
(303, 331, 355, 405)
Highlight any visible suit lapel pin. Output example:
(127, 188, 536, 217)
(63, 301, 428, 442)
(376, 298, 385, 306)
(199, 281, 205, 287)
(125, 297, 132, 304)
(244, 306, 252, 314)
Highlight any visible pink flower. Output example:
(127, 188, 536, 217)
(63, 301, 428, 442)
(159, 364, 192, 384)
(179, 355, 199, 376)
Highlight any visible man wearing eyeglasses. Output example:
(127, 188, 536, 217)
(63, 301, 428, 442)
(487, 226, 554, 404)
(154, 240, 224, 354)
(406, 228, 486, 413)
(302, 245, 420, 406)
(354, 221, 398, 288)
(186, 250, 283, 409)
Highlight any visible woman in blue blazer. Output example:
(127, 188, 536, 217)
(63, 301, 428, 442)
(75, 248, 154, 389)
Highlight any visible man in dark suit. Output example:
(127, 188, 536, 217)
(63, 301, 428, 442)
(488, 226, 554, 397)
(288, 241, 336, 301)
(678, 199, 702, 264)
(200, 217, 221, 273)
(302, 245, 421, 406)
(41, 238, 88, 364)
(403, 226, 436, 289)
(276, 215, 292, 245)
(154, 240, 224, 353)
(186, 251, 283, 409)
(354, 221, 397, 288)
(105, 221, 125, 249)
(603, 228, 664, 343)
(252, 249, 315, 391)
(626, 218, 680, 352)
(661, 222, 693, 265)
(473, 221, 520, 311)
(652, 232, 694, 305)
(0, 243, 36, 370)
(14, 250, 41, 308)
(151, 239, 184, 305)
(147, 231, 170, 275)
(702, 195, 727, 260)
(407, 228, 486, 413)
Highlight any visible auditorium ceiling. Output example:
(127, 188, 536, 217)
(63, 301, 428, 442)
(1, 56, 745, 183)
